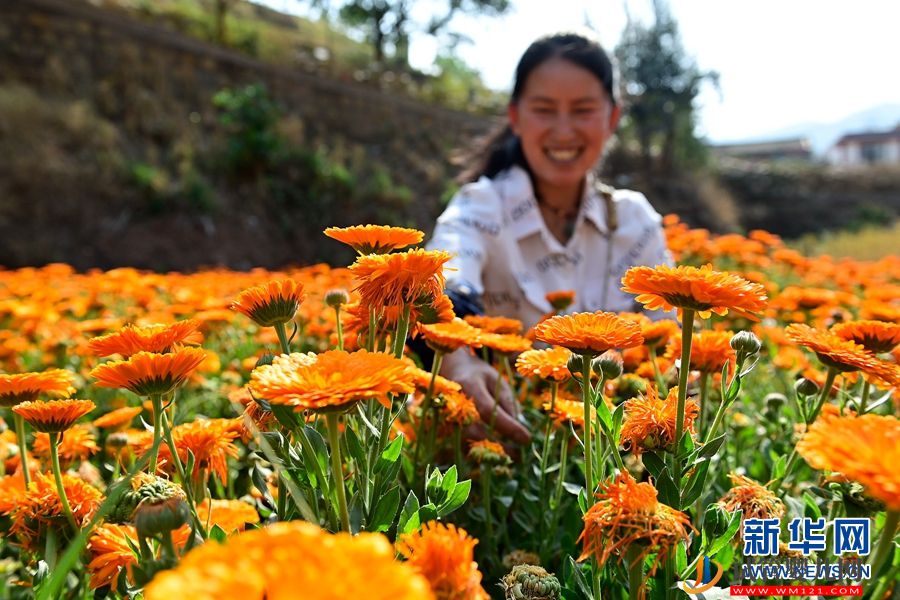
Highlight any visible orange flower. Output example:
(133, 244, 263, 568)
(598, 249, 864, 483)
(718, 473, 785, 522)
(579, 471, 692, 572)
(0, 369, 76, 407)
(33, 423, 99, 464)
(0, 473, 28, 514)
(251, 350, 417, 412)
(534, 312, 644, 356)
(544, 394, 593, 429)
(832, 320, 900, 354)
(149, 418, 243, 483)
(91, 347, 208, 396)
(396, 521, 489, 600)
(665, 330, 735, 373)
(350, 249, 450, 309)
(468, 440, 511, 466)
(197, 498, 260, 533)
(87, 523, 139, 589)
(785, 324, 900, 387)
(642, 319, 680, 349)
(324, 225, 424, 254)
(416, 318, 483, 354)
(435, 390, 480, 430)
(93, 406, 143, 430)
(621, 264, 768, 320)
(545, 290, 576, 311)
(464, 315, 523, 334)
(478, 332, 532, 355)
(88, 319, 203, 357)
(10, 472, 102, 548)
(515, 347, 573, 382)
(231, 279, 306, 327)
(143, 521, 435, 600)
(620, 386, 699, 456)
(13, 399, 95, 433)
(797, 412, 900, 510)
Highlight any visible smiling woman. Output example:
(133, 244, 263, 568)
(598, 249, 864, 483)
(426, 32, 672, 443)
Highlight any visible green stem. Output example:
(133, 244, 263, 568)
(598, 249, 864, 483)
(858, 379, 871, 414)
(13, 412, 30, 486)
(49, 433, 78, 532)
(698, 371, 710, 436)
(160, 410, 207, 539)
(627, 545, 644, 600)
(673, 309, 695, 485)
(413, 351, 444, 482)
(149, 394, 164, 473)
(334, 305, 344, 351)
(391, 304, 411, 359)
(869, 510, 899, 582)
(326, 413, 351, 532)
(453, 427, 463, 471)
(770, 367, 838, 490)
(537, 382, 558, 551)
(581, 353, 595, 499)
(489, 368, 501, 436)
(367, 306, 377, 352)
(274, 321, 291, 354)
(649, 345, 668, 396)
(483, 468, 495, 559)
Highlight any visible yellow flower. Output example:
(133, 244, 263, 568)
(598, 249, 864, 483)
(534, 312, 643, 356)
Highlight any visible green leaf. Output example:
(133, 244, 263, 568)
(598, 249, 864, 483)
(771, 454, 787, 481)
(270, 404, 301, 430)
(653, 467, 680, 508)
(803, 492, 822, 520)
(681, 458, 711, 507)
(440, 465, 458, 500)
(566, 556, 594, 600)
(697, 433, 726, 461)
(707, 509, 742, 557)
(398, 491, 421, 535)
(425, 467, 443, 502)
(249, 465, 275, 506)
(209, 524, 228, 543)
(642, 452, 667, 481)
(369, 486, 401, 533)
(594, 392, 613, 431)
(344, 425, 367, 471)
(375, 436, 404, 474)
(577, 488, 589, 515)
(611, 401, 626, 439)
(437, 479, 470, 517)
(419, 503, 438, 523)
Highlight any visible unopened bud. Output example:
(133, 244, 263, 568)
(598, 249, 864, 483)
(765, 393, 787, 412)
(134, 495, 189, 538)
(592, 352, 623, 381)
(703, 504, 730, 539)
(324, 289, 350, 309)
(731, 331, 761, 358)
(794, 377, 819, 397)
(566, 354, 585, 377)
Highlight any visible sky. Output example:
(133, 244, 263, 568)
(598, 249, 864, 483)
(267, 0, 900, 143)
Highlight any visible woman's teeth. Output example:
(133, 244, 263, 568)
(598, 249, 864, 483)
(546, 148, 580, 162)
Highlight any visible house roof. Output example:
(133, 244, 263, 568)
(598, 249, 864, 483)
(834, 124, 900, 146)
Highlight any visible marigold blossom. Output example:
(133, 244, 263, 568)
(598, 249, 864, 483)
(88, 319, 203, 357)
(831, 320, 900, 354)
(93, 406, 143, 430)
(620, 386, 699, 455)
(797, 412, 900, 510)
(143, 521, 435, 600)
(350, 249, 450, 309)
(324, 225, 424, 254)
(91, 347, 207, 396)
(718, 473, 785, 521)
(197, 498, 260, 533)
(231, 279, 306, 327)
(250, 349, 416, 412)
(621, 264, 768, 320)
(33, 423, 99, 464)
(13, 399, 95, 433)
(786, 324, 900, 387)
(534, 312, 644, 356)
(0, 369, 76, 407)
(416, 318, 483, 354)
(665, 330, 735, 373)
(464, 315, 523, 335)
(578, 471, 692, 572)
(10, 472, 102, 548)
(515, 347, 573, 382)
(396, 521, 489, 600)
(87, 523, 139, 589)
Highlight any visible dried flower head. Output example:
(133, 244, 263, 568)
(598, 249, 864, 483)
(718, 473, 785, 521)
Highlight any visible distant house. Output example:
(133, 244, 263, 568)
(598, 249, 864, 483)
(712, 138, 812, 162)
(827, 124, 900, 166)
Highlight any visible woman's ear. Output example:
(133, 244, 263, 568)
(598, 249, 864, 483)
(507, 103, 520, 136)
(608, 104, 622, 131)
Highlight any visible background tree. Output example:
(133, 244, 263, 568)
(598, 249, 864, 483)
(337, 0, 510, 66)
(614, 0, 718, 174)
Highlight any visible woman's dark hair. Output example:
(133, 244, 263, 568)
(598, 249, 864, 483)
(458, 32, 618, 183)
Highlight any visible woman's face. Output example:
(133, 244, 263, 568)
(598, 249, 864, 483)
(509, 57, 620, 198)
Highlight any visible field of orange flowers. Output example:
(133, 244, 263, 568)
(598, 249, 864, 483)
(0, 217, 898, 600)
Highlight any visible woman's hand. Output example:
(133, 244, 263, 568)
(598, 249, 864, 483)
(440, 348, 531, 444)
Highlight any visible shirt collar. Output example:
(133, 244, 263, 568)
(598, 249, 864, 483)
(499, 166, 612, 238)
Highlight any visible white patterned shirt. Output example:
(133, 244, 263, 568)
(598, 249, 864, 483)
(427, 166, 673, 329)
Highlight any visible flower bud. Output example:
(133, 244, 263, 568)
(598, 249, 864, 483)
(134, 495, 190, 538)
(324, 289, 350, 309)
(794, 377, 819, 397)
(502, 565, 561, 600)
(703, 504, 730, 539)
(566, 354, 585, 377)
(765, 393, 787, 413)
(730, 331, 762, 362)
(592, 352, 623, 381)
